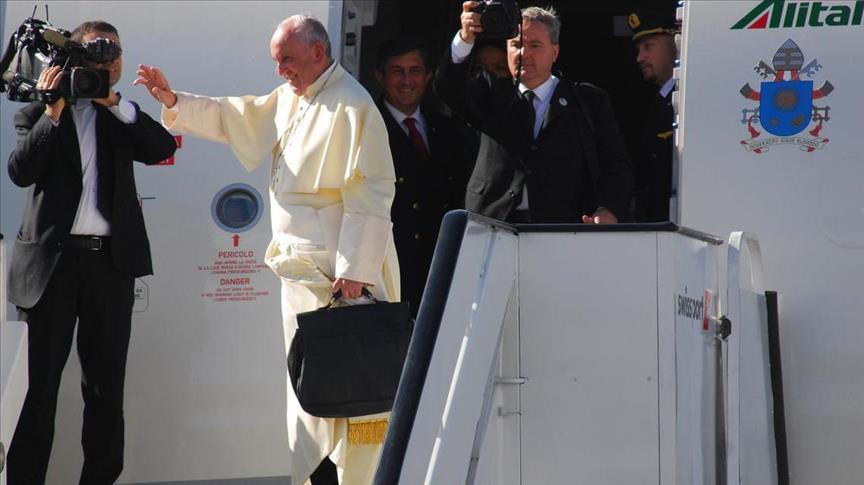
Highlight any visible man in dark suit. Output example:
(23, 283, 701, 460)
(629, 10, 678, 222)
(374, 36, 469, 317)
(470, 39, 509, 80)
(436, 3, 632, 224)
(5, 20, 177, 485)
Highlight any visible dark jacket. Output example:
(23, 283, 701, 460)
(435, 45, 633, 223)
(7, 100, 177, 308)
(378, 99, 470, 314)
(632, 88, 674, 222)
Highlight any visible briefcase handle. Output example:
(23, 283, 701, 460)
(325, 287, 377, 309)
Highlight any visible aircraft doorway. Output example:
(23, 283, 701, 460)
(350, 0, 678, 167)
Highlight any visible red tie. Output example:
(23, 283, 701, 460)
(403, 117, 428, 157)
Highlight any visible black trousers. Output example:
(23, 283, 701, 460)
(7, 246, 134, 485)
(309, 457, 339, 485)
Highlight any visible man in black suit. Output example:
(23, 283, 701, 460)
(374, 36, 469, 317)
(5, 20, 177, 485)
(436, 3, 632, 224)
(629, 10, 678, 222)
(470, 39, 509, 80)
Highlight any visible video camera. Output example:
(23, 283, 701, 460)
(0, 14, 121, 103)
(470, 0, 521, 39)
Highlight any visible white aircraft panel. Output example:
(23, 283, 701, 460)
(400, 221, 519, 485)
(472, 283, 521, 485)
(679, 2, 864, 484)
(518, 232, 660, 484)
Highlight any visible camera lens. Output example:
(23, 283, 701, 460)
(76, 70, 98, 91)
(70, 68, 109, 98)
(73, 69, 99, 95)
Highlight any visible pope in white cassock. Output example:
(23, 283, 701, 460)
(134, 14, 399, 485)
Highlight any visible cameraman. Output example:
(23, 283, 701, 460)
(5, 20, 177, 485)
(435, 2, 632, 224)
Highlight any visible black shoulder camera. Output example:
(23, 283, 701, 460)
(471, 0, 521, 39)
(0, 15, 121, 103)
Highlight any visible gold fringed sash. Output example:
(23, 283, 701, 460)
(348, 419, 389, 445)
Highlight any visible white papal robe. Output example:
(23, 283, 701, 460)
(162, 62, 399, 485)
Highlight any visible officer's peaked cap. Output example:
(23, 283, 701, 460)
(628, 9, 677, 42)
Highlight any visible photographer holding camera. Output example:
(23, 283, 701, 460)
(5, 20, 177, 485)
(436, 2, 632, 224)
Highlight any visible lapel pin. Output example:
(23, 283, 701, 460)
(559, 98, 568, 106)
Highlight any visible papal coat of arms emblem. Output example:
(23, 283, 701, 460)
(739, 39, 833, 153)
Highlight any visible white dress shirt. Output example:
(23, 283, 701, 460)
(519, 75, 559, 139)
(49, 98, 137, 235)
(659, 77, 676, 99)
(383, 100, 430, 149)
(515, 77, 558, 209)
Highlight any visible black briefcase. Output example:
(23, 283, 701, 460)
(288, 289, 414, 418)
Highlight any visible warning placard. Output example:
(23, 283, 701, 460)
(198, 246, 271, 303)
(133, 279, 149, 312)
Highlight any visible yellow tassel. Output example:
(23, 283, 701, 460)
(348, 419, 389, 445)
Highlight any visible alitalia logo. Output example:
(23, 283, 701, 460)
(732, 0, 863, 29)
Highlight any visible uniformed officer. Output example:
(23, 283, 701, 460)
(374, 36, 470, 317)
(629, 10, 679, 222)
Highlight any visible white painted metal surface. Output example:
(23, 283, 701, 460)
(516, 230, 721, 484)
(659, 232, 722, 485)
(399, 220, 519, 485)
(678, 2, 864, 483)
(0, 321, 26, 485)
(471, 284, 520, 485)
(0, 238, 28, 485)
(398, 224, 727, 485)
(519, 232, 661, 483)
(725, 232, 778, 485)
